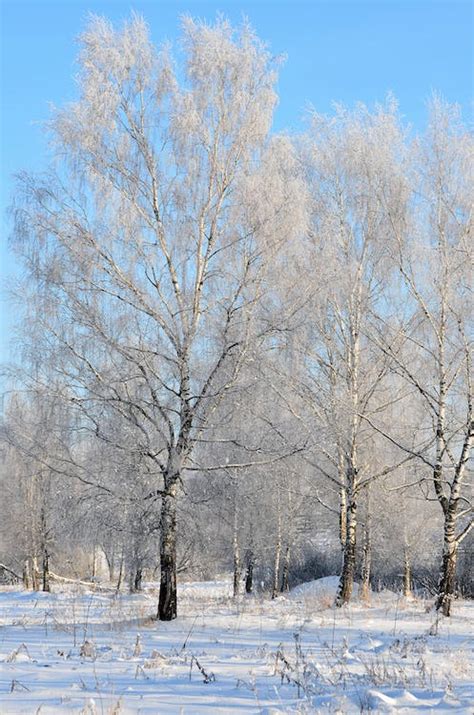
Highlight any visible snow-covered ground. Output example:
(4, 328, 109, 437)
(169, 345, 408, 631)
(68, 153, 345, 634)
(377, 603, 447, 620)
(0, 577, 472, 713)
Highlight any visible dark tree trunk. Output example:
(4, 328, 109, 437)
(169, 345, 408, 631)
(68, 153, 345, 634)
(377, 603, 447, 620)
(233, 549, 241, 598)
(245, 549, 254, 594)
(133, 567, 143, 593)
(435, 515, 458, 616)
(158, 483, 178, 621)
(116, 548, 125, 592)
(42, 549, 50, 592)
(280, 543, 291, 592)
(335, 496, 357, 606)
(22, 560, 31, 590)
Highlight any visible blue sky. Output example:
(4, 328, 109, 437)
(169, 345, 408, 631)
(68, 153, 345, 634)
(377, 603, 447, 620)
(0, 0, 472, 364)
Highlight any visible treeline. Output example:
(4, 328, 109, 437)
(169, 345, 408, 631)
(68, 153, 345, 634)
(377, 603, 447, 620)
(0, 16, 472, 619)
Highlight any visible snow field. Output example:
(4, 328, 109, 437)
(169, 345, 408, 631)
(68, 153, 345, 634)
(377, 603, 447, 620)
(0, 578, 472, 713)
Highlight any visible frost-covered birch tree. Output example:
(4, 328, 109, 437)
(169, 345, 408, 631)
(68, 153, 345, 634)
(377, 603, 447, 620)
(288, 102, 413, 605)
(372, 99, 473, 615)
(11, 15, 305, 619)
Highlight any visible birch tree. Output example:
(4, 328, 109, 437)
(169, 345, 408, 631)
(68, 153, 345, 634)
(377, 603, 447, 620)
(372, 99, 473, 615)
(11, 15, 305, 619)
(288, 102, 412, 605)
(1, 390, 75, 591)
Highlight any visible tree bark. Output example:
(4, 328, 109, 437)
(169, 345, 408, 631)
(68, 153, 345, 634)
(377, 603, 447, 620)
(272, 493, 282, 599)
(339, 486, 347, 550)
(232, 500, 241, 599)
(403, 546, 412, 598)
(42, 549, 50, 592)
(435, 513, 458, 616)
(244, 549, 254, 594)
(40, 507, 50, 592)
(280, 543, 291, 592)
(360, 487, 371, 601)
(22, 560, 31, 590)
(335, 494, 357, 606)
(132, 567, 143, 593)
(91, 545, 97, 579)
(158, 481, 178, 621)
(280, 487, 293, 593)
(116, 548, 124, 592)
(31, 556, 40, 591)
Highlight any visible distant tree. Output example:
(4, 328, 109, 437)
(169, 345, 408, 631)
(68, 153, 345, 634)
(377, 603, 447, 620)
(285, 102, 413, 605)
(1, 390, 74, 591)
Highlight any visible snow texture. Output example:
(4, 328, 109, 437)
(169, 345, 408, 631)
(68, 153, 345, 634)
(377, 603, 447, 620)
(0, 578, 472, 713)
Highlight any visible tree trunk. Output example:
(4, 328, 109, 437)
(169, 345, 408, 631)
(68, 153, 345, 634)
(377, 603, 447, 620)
(435, 515, 458, 616)
(158, 482, 178, 621)
(31, 556, 40, 591)
(360, 487, 371, 602)
(280, 487, 293, 593)
(280, 543, 291, 592)
(132, 567, 143, 593)
(339, 486, 347, 550)
(244, 549, 254, 594)
(335, 495, 357, 606)
(232, 501, 241, 599)
(91, 545, 97, 579)
(42, 548, 50, 592)
(403, 547, 412, 598)
(39, 506, 50, 592)
(22, 560, 31, 590)
(272, 494, 282, 599)
(116, 548, 125, 592)
(105, 549, 115, 582)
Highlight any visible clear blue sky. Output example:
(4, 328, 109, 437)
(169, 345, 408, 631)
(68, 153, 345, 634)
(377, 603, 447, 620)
(0, 0, 472, 365)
